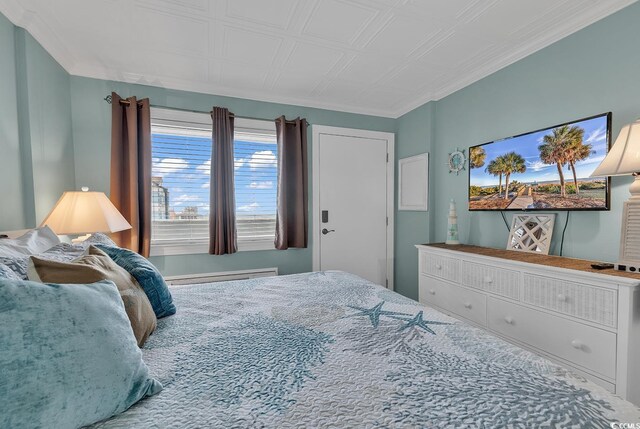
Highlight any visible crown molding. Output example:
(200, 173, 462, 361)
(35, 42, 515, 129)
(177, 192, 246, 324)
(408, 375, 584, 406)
(70, 64, 398, 119)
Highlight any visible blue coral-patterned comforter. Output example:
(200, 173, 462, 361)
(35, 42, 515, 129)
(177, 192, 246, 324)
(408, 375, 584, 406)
(93, 271, 640, 428)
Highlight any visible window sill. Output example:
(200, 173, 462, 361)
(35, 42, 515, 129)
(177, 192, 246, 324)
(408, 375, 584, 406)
(149, 240, 275, 257)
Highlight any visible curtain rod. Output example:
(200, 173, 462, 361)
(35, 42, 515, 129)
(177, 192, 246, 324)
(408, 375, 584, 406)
(103, 95, 309, 124)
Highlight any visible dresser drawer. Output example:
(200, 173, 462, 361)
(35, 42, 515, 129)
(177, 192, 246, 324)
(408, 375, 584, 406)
(420, 275, 487, 327)
(420, 252, 459, 283)
(522, 274, 617, 328)
(419, 275, 449, 310)
(488, 297, 616, 379)
(462, 261, 520, 300)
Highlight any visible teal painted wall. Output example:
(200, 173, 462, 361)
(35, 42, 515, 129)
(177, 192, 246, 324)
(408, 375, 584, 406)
(17, 31, 75, 224)
(69, 76, 396, 276)
(394, 102, 435, 300)
(0, 16, 75, 230)
(396, 2, 640, 299)
(0, 14, 27, 230)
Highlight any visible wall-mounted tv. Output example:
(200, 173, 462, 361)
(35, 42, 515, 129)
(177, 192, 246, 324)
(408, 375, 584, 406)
(469, 112, 611, 211)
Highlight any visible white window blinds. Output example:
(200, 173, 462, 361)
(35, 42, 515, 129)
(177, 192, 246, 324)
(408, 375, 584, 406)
(234, 127, 278, 243)
(149, 108, 277, 254)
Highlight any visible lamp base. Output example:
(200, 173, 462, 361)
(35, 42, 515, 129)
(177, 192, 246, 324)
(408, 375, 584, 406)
(630, 173, 640, 199)
(618, 177, 640, 269)
(71, 234, 92, 243)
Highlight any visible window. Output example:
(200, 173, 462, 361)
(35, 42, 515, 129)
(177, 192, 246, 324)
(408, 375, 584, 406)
(149, 108, 278, 255)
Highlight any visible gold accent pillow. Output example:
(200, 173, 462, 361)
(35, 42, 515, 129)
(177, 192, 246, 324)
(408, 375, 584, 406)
(28, 245, 156, 347)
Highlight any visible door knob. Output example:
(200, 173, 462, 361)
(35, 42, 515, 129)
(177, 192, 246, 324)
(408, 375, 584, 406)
(322, 228, 335, 235)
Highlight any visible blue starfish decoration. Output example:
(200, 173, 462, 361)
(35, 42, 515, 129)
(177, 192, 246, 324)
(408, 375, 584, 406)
(346, 301, 408, 328)
(394, 311, 449, 335)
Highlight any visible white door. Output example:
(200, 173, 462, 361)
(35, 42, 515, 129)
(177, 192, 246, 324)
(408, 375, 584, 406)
(312, 126, 394, 289)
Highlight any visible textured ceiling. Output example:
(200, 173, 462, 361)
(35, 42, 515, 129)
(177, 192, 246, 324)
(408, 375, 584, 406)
(0, 0, 635, 117)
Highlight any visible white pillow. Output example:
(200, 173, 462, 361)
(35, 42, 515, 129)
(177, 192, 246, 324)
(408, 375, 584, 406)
(0, 226, 60, 258)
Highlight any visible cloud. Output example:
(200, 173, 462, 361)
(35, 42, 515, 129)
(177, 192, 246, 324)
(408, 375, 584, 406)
(196, 159, 211, 175)
(238, 202, 260, 212)
(248, 181, 274, 189)
(201, 183, 210, 189)
(575, 154, 606, 166)
(175, 194, 200, 202)
(197, 158, 247, 175)
(586, 126, 607, 144)
(173, 194, 201, 206)
(526, 160, 551, 172)
(153, 158, 189, 176)
(249, 150, 277, 170)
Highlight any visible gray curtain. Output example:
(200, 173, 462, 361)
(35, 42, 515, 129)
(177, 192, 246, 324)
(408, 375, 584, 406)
(110, 92, 152, 257)
(209, 107, 237, 255)
(275, 116, 308, 250)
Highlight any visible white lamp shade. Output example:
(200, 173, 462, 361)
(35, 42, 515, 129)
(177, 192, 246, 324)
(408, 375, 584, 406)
(591, 119, 640, 177)
(41, 191, 132, 235)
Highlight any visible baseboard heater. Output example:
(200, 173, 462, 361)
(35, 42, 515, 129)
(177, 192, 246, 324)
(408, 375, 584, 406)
(164, 267, 278, 286)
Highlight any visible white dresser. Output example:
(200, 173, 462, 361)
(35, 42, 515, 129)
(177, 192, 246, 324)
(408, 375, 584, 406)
(417, 243, 640, 405)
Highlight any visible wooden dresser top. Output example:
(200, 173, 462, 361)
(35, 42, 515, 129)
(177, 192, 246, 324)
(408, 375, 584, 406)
(422, 243, 640, 281)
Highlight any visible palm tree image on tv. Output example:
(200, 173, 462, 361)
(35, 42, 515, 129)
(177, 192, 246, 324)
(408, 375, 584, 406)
(470, 146, 486, 169)
(500, 152, 527, 200)
(469, 115, 609, 210)
(485, 157, 505, 198)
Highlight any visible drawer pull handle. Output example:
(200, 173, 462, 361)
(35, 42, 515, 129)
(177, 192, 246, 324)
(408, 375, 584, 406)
(429, 290, 436, 295)
(557, 294, 567, 302)
(571, 340, 583, 350)
(435, 264, 442, 270)
(484, 277, 493, 284)
(504, 316, 514, 325)
(464, 302, 472, 309)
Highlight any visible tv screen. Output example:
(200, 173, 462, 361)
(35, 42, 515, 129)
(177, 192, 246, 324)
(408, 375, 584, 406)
(468, 112, 611, 211)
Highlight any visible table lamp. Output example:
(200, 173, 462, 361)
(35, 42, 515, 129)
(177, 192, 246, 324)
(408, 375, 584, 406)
(41, 187, 131, 242)
(591, 118, 640, 271)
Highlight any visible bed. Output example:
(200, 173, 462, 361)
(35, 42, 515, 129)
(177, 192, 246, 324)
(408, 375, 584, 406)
(91, 270, 640, 428)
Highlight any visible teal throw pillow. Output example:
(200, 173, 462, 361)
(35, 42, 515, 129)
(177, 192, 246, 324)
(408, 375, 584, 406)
(96, 245, 176, 318)
(0, 279, 162, 428)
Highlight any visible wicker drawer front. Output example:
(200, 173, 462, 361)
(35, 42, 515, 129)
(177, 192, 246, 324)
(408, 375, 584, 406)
(522, 274, 617, 328)
(421, 252, 459, 283)
(462, 261, 520, 299)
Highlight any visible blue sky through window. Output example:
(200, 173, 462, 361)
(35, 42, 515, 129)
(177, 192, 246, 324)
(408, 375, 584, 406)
(151, 133, 278, 218)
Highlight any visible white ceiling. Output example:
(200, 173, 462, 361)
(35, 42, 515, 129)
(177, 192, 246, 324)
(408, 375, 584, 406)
(1, 0, 635, 118)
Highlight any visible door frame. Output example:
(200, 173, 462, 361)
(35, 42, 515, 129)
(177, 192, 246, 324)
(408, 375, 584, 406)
(311, 125, 395, 290)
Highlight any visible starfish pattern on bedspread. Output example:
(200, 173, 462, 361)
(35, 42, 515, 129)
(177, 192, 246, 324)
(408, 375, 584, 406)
(346, 301, 449, 334)
(346, 301, 408, 328)
(392, 310, 450, 334)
